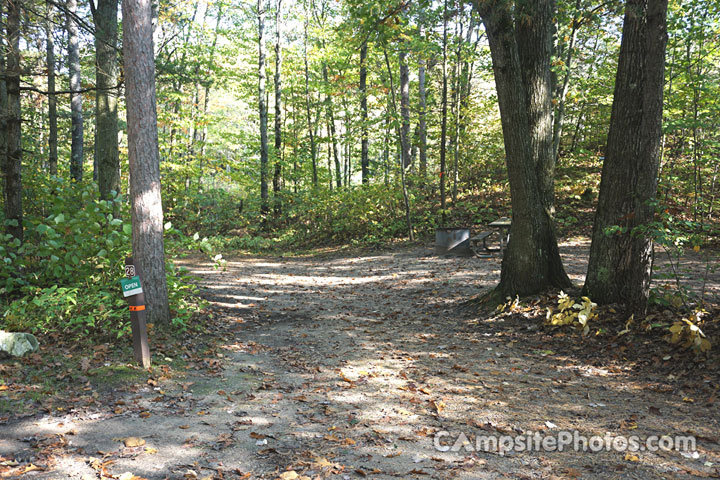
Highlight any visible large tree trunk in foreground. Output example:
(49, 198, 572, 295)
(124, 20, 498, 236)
(93, 0, 120, 199)
(258, 0, 269, 214)
(474, 0, 571, 297)
(584, 0, 668, 313)
(3, 0, 22, 242)
(67, 0, 84, 182)
(123, 0, 171, 325)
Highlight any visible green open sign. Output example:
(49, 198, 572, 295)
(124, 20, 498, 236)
(121, 276, 143, 297)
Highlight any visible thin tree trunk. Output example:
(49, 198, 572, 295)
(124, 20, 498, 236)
(584, 0, 669, 313)
(451, 5, 462, 203)
(384, 48, 414, 241)
(440, 0, 448, 223)
(273, 0, 282, 212)
(67, 0, 84, 182)
(551, 0, 581, 165)
(258, 0, 269, 214)
(303, 16, 317, 187)
(3, 0, 22, 242)
(399, 49, 410, 169)
(322, 62, 341, 189)
(46, 9, 58, 175)
(360, 40, 369, 184)
(418, 28, 427, 180)
(0, 1, 6, 183)
(200, 5, 224, 156)
(123, 0, 170, 324)
(93, 0, 120, 200)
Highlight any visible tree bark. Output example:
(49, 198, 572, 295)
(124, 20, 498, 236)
(199, 4, 224, 157)
(399, 49, 410, 169)
(322, 62, 341, 189)
(440, 0, 448, 222)
(515, 0, 556, 214)
(67, 0, 84, 182)
(93, 0, 120, 199)
(3, 0, 22, 242)
(258, 0, 269, 213)
(474, 0, 572, 297)
(303, 15, 317, 187)
(123, 0, 171, 325)
(360, 40, 369, 184)
(584, 0, 668, 313)
(418, 34, 427, 180)
(46, 8, 58, 175)
(273, 0, 282, 211)
(384, 48, 414, 242)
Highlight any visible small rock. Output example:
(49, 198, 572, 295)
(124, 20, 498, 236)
(0, 331, 39, 357)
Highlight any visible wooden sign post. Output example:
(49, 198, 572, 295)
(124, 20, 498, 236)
(122, 257, 151, 368)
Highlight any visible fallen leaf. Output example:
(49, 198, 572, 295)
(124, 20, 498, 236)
(123, 437, 146, 447)
(624, 453, 639, 462)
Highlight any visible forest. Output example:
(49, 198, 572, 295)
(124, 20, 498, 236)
(1, 0, 719, 477)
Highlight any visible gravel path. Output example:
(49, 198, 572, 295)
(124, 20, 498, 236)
(2, 240, 718, 479)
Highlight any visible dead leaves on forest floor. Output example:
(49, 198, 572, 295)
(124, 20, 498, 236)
(2, 242, 720, 479)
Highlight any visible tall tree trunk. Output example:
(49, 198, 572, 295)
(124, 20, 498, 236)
(515, 0, 556, 215)
(551, 0, 581, 165)
(322, 63, 341, 189)
(258, 0, 269, 214)
(584, 0, 668, 313)
(303, 16, 317, 187)
(199, 5, 224, 157)
(440, 0, 448, 223)
(384, 48, 414, 242)
(473, 0, 572, 297)
(93, 0, 120, 200)
(46, 9, 58, 175)
(418, 30, 427, 180)
(451, 6, 462, 203)
(359, 40, 369, 184)
(3, 0, 22, 242)
(399, 49, 410, 169)
(273, 0, 282, 211)
(0, 1, 6, 182)
(67, 0, 84, 182)
(123, 0, 170, 325)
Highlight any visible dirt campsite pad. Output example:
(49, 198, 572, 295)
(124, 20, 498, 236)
(1, 239, 719, 479)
